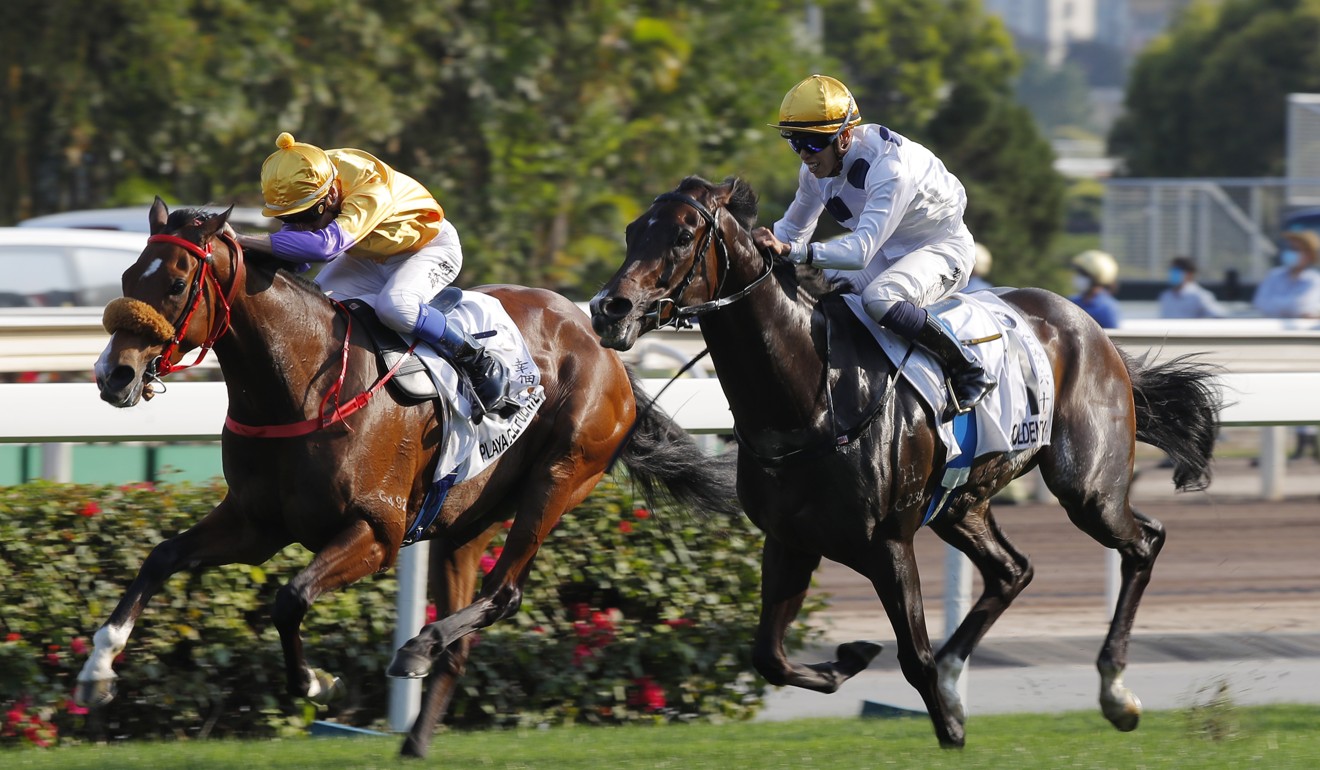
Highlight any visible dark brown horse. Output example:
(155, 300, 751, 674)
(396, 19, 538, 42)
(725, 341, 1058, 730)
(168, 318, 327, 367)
(590, 176, 1222, 747)
(76, 199, 738, 757)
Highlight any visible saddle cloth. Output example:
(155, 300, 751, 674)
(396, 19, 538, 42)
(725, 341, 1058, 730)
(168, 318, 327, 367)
(398, 291, 546, 486)
(841, 291, 1054, 463)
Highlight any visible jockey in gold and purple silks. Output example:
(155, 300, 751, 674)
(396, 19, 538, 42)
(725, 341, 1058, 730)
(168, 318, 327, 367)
(235, 132, 516, 421)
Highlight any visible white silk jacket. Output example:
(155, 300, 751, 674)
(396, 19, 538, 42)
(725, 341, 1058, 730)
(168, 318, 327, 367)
(772, 124, 969, 286)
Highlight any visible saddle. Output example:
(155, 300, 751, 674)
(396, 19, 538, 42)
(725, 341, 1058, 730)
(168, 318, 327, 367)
(343, 287, 466, 403)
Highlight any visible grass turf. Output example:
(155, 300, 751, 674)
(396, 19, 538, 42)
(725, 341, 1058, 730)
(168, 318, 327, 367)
(7, 704, 1319, 769)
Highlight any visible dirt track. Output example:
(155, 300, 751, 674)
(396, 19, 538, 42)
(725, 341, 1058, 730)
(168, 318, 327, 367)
(812, 491, 1320, 642)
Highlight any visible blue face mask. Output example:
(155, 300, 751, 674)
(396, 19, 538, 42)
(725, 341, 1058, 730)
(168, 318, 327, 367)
(1167, 268, 1186, 286)
(1281, 249, 1301, 267)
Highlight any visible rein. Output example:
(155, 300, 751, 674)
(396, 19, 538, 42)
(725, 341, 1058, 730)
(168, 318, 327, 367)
(644, 192, 775, 328)
(140, 227, 411, 438)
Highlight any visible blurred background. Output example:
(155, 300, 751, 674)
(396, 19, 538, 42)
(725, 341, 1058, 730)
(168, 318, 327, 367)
(8, 0, 1312, 306)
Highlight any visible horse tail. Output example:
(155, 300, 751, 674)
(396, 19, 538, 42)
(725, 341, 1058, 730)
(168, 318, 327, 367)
(1123, 351, 1224, 491)
(613, 369, 742, 517)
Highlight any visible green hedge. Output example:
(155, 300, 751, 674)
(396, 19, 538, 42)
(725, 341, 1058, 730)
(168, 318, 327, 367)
(0, 478, 819, 747)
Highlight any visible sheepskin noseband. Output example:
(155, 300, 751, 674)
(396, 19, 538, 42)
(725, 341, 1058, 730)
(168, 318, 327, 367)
(102, 297, 175, 343)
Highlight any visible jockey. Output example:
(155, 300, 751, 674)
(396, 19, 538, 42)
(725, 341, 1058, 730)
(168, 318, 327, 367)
(751, 74, 996, 420)
(234, 132, 516, 421)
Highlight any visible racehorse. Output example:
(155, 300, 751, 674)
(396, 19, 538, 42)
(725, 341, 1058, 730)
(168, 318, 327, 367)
(589, 176, 1222, 747)
(77, 199, 739, 758)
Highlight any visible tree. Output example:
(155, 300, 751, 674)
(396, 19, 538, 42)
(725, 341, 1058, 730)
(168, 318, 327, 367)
(1110, 0, 1320, 177)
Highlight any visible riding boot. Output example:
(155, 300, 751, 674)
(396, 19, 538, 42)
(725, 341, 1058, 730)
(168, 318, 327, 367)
(412, 303, 519, 423)
(913, 314, 998, 421)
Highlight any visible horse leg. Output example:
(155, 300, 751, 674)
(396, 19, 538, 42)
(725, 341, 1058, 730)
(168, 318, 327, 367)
(399, 535, 490, 759)
(1096, 508, 1164, 730)
(750, 536, 882, 693)
(868, 536, 965, 748)
(1039, 448, 1164, 732)
(76, 498, 284, 707)
(273, 518, 391, 704)
(389, 465, 603, 679)
(927, 501, 1034, 725)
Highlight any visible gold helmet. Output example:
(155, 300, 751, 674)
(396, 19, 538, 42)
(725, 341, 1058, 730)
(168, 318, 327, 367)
(1071, 249, 1119, 287)
(770, 74, 862, 135)
(259, 132, 338, 218)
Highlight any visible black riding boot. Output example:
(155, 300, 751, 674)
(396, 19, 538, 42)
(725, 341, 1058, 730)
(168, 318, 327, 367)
(413, 304, 519, 423)
(914, 314, 998, 421)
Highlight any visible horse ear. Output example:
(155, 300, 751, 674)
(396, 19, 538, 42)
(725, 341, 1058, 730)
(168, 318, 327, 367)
(200, 206, 234, 240)
(148, 197, 169, 234)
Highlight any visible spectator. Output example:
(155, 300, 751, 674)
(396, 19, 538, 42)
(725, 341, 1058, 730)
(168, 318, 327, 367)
(1068, 249, 1121, 329)
(1253, 230, 1320, 320)
(1253, 230, 1320, 461)
(965, 243, 994, 292)
(1159, 256, 1226, 318)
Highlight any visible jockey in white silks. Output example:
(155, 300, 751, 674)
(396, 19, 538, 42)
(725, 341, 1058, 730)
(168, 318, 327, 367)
(751, 75, 997, 419)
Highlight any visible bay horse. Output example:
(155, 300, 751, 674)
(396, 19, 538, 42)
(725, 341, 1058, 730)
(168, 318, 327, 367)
(77, 199, 739, 758)
(589, 176, 1222, 747)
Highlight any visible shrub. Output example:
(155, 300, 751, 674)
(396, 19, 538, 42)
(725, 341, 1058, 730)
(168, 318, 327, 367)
(0, 477, 819, 745)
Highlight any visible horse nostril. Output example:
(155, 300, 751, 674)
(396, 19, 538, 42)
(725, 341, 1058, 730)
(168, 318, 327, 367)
(101, 365, 138, 394)
(602, 297, 633, 321)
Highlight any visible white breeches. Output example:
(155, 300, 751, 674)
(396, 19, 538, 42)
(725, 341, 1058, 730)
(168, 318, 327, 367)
(317, 218, 464, 333)
(830, 224, 974, 323)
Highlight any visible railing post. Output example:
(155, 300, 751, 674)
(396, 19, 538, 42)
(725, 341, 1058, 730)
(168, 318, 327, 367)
(389, 541, 429, 733)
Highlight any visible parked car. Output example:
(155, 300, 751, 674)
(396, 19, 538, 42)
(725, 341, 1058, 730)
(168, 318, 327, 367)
(0, 227, 147, 308)
(18, 204, 276, 234)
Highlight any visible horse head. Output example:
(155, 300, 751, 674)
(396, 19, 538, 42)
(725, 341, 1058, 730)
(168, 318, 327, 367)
(590, 176, 766, 350)
(95, 197, 244, 407)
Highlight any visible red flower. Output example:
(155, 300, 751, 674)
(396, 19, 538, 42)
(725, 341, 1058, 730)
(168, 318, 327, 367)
(663, 618, 695, 628)
(633, 507, 651, 519)
(65, 699, 89, 717)
(4, 633, 19, 643)
(425, 603, 438, 625)
(78, 501, 101, 517)
(571, 602, 590, 621)
(501, 519, 513, 529)
(572, 644, 594, 667)
(479, 554, 497, 574)
(628, 676, 666, 711)
(70, 637, 87, 655)
(618, 520, 633, 534)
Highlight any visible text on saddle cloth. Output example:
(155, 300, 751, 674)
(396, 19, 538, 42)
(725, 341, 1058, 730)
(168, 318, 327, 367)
(841, 291, 1055, 465)
(346, 290, 546, 489)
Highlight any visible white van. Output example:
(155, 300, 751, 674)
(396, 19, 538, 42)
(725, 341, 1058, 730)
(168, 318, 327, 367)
(18, 204, 276, 234)
(0, 228, 148, 308)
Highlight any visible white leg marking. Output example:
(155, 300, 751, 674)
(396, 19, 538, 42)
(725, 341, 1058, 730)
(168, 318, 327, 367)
(937, 656, 966, 722)
(77, 621, 133, 683)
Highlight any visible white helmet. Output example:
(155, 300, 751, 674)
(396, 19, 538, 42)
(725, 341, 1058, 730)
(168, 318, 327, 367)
(972, 243, 992, 277)
(1071, 249, 1118, 287)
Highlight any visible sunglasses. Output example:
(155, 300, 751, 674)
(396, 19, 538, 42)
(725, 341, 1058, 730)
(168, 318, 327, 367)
(782, 132, 836, 155)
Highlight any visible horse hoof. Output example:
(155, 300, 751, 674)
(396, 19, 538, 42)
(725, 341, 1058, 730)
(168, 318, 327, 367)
(1103, 700, 1142, 732)
(387, 649, 433, 679)
(308, 669, 345, 705)
(837, 640, 884, 675)
(74, 678, 117, 708)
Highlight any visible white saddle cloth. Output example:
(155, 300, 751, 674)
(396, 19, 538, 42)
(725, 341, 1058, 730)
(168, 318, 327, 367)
(404, 291, 545, 485)
(842, 291, 1055, 463)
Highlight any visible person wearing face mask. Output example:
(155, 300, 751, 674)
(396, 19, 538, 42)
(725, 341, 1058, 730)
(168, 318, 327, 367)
(1253, 230, 1320, 462)
(1252, 230, 1320, 320)
(1068, 249, 1121, 329)
(750, 74, 995, 420)
(1158, 256, 1226, 319)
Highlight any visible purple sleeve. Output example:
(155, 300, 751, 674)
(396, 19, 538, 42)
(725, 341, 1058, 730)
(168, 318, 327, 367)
(268, 221, 355, 263)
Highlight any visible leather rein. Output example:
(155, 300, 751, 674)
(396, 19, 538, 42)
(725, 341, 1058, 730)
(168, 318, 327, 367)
(144, 230, 411, 438)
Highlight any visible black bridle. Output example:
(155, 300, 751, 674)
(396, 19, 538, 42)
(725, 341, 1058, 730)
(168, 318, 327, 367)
(642, 192, 775, 329)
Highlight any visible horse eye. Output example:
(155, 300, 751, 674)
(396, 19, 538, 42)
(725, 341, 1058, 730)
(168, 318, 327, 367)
(675, 231, 694, 248)
(169, 278, 187, 296)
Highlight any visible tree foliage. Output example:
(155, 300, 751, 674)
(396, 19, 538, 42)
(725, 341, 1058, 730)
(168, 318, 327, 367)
(1110, 0, 1320, 177)
(0, 0, 1064, 296)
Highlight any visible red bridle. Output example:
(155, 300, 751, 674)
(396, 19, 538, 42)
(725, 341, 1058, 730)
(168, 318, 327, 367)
(146, 231, 246, 377)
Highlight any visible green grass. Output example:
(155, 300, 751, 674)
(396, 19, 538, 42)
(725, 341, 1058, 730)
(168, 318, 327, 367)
(7, 705, 1319, 769)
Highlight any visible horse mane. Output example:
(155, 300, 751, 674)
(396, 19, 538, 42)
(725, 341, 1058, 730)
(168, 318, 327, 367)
(673, 176, 850, 301)
(166, 207, 328, 300)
